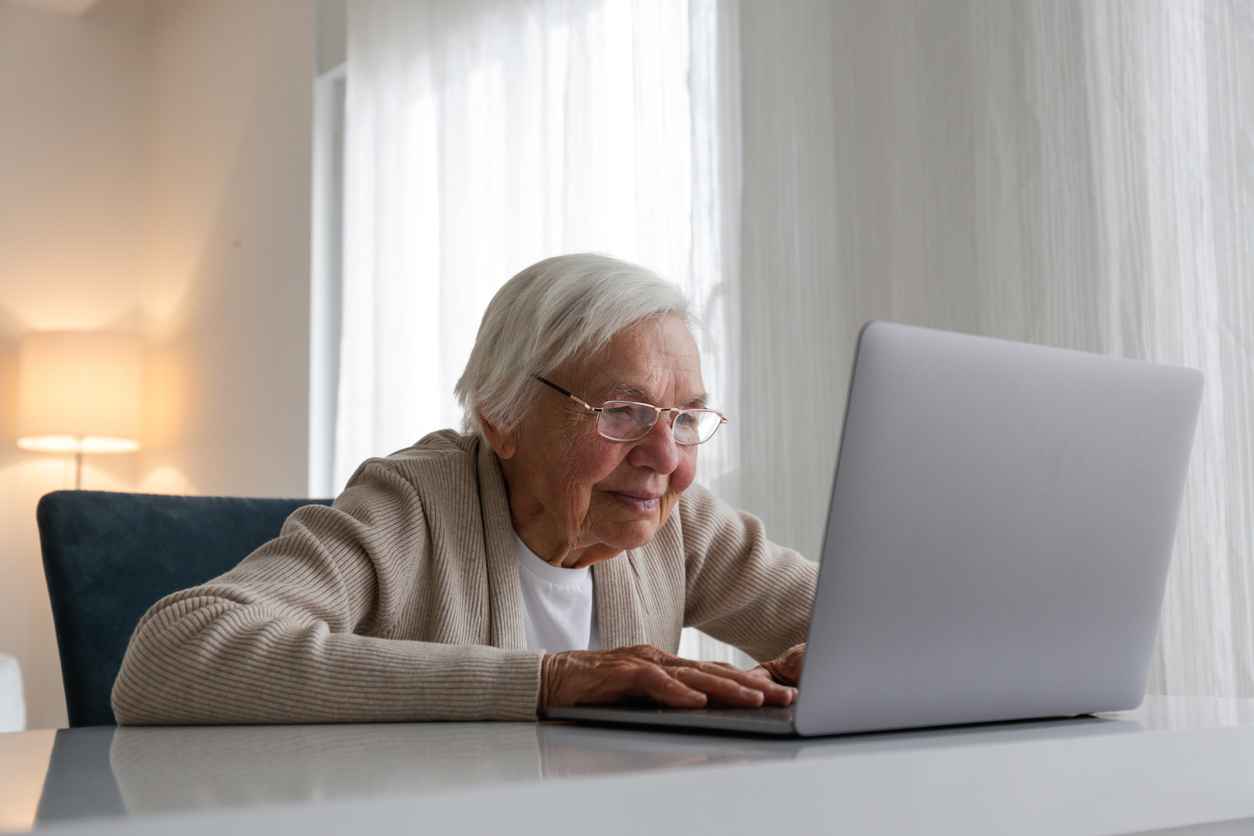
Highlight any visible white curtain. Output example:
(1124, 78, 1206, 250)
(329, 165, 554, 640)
(342, 0, 747, 664)
(738, 0, 1254, 697)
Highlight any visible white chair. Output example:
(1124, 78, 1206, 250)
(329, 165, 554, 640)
(0, 653, 25, 732)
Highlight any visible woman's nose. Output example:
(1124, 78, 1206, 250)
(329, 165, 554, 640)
(628, 411, 681, 473)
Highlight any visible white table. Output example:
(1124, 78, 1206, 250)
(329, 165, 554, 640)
(1, 696, 1253, 835)
(0, 655, 23, 733)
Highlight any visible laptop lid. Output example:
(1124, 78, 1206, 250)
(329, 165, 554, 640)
(792, 321, 1202, 735)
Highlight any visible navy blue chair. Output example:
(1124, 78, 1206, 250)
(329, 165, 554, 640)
(36, 490, 333, 727)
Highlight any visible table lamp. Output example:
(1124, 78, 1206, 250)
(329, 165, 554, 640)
(16, 331, 143, 490)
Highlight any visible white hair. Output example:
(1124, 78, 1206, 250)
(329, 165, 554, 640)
(455, 253, 700, 437)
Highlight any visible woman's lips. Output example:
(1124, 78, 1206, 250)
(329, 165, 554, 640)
(608, 490, 662, 513)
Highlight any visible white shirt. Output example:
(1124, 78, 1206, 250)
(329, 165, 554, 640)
(514, 535, 601, 653)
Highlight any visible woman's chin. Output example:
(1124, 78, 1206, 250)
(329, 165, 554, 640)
(593, 520, 660, 554)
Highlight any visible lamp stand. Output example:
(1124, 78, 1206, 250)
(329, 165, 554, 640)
(75, 451, 83, 491)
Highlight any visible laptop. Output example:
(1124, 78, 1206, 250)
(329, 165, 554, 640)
(549, 321, 1204, 737)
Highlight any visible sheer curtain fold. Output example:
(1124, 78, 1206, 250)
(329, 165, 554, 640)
(342, 0, 747, 664)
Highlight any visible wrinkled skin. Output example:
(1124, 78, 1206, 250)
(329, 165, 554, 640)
(483, 315, 805, 713)
(752, 643, 805, 688)
(484, 314, 701, 570)
(539, 645, 804, 715)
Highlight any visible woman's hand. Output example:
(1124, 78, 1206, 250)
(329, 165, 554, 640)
(539, 645, 797, 716)
(750, 643, 805, 688)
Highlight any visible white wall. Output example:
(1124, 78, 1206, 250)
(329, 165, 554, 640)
(137, 0, 315, 498)
(0, 0, 315, 730)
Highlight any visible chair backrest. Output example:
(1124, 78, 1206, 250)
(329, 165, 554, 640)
(36, 490, 334, 727)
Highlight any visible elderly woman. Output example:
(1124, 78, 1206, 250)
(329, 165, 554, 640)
(113, 254, 818, 724)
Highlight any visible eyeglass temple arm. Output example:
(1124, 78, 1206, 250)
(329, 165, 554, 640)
(530, 374, 599, 412)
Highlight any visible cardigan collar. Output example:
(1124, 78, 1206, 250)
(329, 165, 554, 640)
(475, 437, 528, 650)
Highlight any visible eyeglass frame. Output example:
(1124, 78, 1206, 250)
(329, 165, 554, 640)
(529, 374, 727, 445)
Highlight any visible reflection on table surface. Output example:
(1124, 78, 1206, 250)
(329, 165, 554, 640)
(3, 695, 1253, 833)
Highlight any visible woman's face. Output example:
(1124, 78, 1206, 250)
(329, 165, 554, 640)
(486, 314, 704, 569)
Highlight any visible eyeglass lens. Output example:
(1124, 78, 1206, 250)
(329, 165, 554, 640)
(597, 402, 722, 445)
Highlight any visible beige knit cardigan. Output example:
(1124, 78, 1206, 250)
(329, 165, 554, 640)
(112, 431, 818, 725)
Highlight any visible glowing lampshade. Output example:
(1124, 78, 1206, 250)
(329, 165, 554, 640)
(17, 331, 143, 456)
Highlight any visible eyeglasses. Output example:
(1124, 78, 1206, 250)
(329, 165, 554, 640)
(531, 375, 727, 446)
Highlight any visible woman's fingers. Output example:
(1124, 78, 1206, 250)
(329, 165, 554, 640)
(754, 643, 806, 688)
(613, 648, 795, 706)
(657, 655, 796, 705)
(539, 646, 798, 716)
(670, 667, 774, 706)
(631, 663, 710, 708)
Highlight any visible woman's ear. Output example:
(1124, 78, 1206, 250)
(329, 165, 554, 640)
(480, 414, 517, 460)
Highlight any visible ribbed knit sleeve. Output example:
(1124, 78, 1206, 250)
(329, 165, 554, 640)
(678, 485, 818, 663)
(112, 434, 544, 725)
